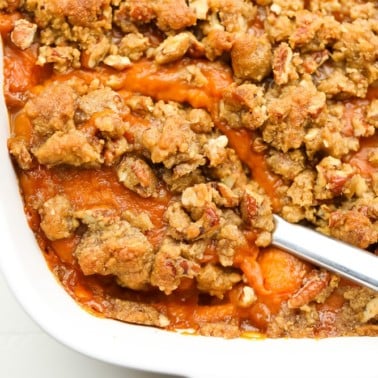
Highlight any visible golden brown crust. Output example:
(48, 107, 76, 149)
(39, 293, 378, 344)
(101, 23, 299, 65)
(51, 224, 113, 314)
(231, 34, 272, 82)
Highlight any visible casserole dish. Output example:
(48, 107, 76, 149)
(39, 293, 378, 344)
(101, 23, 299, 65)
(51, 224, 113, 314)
(1, 1, 377, 376)
(0, 45, 377, 378)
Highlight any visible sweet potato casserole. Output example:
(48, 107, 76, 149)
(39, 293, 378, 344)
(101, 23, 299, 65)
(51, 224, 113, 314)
(2, 0, 378, 338)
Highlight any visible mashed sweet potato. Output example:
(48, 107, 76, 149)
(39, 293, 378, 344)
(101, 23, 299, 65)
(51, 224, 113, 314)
(2, 0, 378, 338)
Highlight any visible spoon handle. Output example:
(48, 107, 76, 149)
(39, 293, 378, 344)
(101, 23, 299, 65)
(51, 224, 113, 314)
(272, 215, 378, 291)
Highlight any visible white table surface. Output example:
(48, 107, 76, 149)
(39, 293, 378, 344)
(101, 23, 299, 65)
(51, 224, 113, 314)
(0, 271, 180, 378)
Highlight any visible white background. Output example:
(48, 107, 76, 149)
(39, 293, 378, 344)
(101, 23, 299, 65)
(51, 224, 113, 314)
(0, 272, 180, 378)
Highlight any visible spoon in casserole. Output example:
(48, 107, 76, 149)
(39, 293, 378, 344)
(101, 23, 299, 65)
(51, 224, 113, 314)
(272, 215, 378, 291)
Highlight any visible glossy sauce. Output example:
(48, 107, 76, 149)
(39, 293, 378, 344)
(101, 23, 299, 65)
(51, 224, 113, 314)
(348, 134, 378, 178)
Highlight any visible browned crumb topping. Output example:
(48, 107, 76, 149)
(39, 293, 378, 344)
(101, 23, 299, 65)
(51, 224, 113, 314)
(4, 0, 378, 338)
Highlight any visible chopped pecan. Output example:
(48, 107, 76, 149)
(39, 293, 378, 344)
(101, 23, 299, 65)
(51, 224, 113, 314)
(288, 270, 331, 309)
(11, 19, 37, 50)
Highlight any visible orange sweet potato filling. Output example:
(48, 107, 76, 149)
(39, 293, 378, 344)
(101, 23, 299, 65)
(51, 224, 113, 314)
(3, 24, 376, 337)
(4, 38, 302, 332)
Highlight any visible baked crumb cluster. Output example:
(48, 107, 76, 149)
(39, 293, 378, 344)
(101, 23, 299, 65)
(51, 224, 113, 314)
(4, 0, 378, 337)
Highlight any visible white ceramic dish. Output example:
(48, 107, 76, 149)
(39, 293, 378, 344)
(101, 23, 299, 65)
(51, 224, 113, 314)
(0, 50, 377, 378)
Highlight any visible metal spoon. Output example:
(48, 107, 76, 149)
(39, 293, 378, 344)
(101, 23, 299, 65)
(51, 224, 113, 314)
(272, 215, 378, 291)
